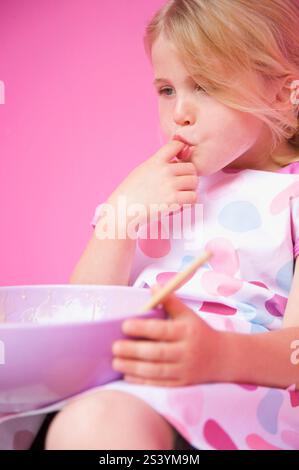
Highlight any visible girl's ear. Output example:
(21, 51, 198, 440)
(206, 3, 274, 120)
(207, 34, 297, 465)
(268, 75, 298, 108)
(290, 79, 299, 114)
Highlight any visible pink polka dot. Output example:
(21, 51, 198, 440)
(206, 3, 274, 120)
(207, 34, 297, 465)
(203, 419, 238, 450)
(270, 182, 299, 215)
(156, 270, 194, 289)
(156, 272, 178, 285)
(138, 220, 171, 258)
(246, 434, 282, 450)
(237, 383, 258, 391)
(249, 280, 268, 289)
(167, 389, 204, 426)
(205, 238, 240, 276)
(201, 271, 243, 296)
(265, 294, 287, 317)
(13, 430, 35, 450)
(199, 301, 237, 316)
(281, 430, 299, 449)
(288, 385, 299, 407)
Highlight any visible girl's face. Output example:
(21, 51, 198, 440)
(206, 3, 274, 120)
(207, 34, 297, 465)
(151, 34, 274, 175)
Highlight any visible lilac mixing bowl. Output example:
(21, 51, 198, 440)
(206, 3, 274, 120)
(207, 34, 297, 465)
(0, 284, 167, 413)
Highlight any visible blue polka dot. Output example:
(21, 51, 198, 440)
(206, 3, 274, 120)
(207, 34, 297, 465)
(235, 301, 256, 320)
(218, 201, 262, 232)
(237, 300, 275, 325)
(250, 323, 268, 333)
(257, 389, 284, 434)
(276, 261, 294, 293)
(178, 255, 195, 271)
(250, 311, 275, 326)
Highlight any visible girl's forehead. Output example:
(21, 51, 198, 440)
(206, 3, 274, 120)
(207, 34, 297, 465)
(152, 34, 180, 59)
(152, 38, 187, 74)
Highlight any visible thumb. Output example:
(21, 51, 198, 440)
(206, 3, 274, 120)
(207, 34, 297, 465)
(150, 283, 193, 319)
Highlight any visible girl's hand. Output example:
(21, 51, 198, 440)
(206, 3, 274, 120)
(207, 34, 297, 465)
(111, 284, 222, 387)
(106, 140, 198, 227)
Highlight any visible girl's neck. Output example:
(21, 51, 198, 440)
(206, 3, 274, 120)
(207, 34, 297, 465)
(226, 139, 299, 173)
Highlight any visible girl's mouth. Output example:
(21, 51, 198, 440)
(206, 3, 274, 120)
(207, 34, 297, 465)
(176, 144, 195, 161)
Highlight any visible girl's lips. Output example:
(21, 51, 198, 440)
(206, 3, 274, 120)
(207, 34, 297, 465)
(173, 135, 194, 146)
(176, 144, 195, 161)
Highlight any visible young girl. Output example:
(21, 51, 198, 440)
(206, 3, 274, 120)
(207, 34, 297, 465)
(2, 0, 299, 451)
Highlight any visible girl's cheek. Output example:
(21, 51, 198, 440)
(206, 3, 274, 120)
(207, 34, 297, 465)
(159, 120, 173, 140)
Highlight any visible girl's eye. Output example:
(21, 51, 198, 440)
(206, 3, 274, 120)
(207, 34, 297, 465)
(158, 87, 173, 96)
(158, 84, 204, 96)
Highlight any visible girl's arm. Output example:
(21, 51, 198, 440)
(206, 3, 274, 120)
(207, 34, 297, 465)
(69, 140, 191, 286)
(219, 258, 299, 390)
(69, 202, 138, 286)
(219, 326, 299, 390)
(282, 257, 299, 328)
(112, 288, 299, 390)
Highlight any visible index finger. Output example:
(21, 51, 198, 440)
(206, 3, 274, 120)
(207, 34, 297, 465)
(121, 318, 181, 341)
(155, 139, 186, 163)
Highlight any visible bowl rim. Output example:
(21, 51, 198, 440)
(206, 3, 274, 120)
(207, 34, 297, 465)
(0, 284, 164, 330)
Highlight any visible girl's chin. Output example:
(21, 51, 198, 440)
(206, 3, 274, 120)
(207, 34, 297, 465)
(193, 161, 222, 176)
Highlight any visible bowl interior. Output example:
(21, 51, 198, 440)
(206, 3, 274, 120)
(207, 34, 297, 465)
(0, 284, 155, 325)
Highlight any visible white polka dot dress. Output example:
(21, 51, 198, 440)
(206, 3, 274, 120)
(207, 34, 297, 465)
(1, 164, 299, 450)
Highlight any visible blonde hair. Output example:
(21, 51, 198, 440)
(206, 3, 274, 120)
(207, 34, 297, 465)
(144, 0, 299, 166)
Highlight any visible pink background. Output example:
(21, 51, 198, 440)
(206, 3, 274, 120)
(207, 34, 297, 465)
(0, 0, 165, 286)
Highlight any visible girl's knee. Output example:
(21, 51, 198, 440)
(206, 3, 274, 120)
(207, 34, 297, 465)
(45, 389, 175, 450)
(45, 391, 109, 449)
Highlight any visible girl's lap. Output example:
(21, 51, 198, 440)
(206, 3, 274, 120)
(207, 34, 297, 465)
(30, 411, 194, 450)
(42, 389, 185, 450)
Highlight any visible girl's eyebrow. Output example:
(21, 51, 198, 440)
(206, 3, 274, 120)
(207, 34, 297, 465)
(153, 76, 193, 85)
(153, 78, 168, 85)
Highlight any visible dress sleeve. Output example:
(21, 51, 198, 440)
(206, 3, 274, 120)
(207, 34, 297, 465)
(90, 204, 151, 287)
(90, 203, 103, 229)
(290, 195, 299, 259)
